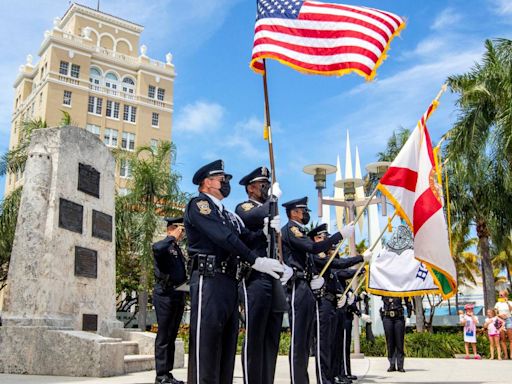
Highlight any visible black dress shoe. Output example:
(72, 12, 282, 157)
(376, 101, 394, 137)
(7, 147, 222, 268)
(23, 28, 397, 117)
(334, 375, 352, 384)
(398, 368, 406, 372)
(155, 375, 172, 384)
(387, 366, 396, 372)
(347, 375, 358, 380)
(168, 373, 185, 384)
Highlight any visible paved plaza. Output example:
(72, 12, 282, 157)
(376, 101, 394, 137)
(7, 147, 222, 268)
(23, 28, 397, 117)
(1, 356, 511, 383)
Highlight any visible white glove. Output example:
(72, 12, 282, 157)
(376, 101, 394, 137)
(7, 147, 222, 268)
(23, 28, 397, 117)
(337, 294, 347, 308)
(340, 223, 355, 239)
(347, 291, 355, 305)
(272, 182, 282, 199)
(361, 313, 372, 323)
(309, 275, 325, 290)
(363, 249, 373, 263)
(252, 257, 284, 279)
(280, 264, 293, 285)
(359, 291, 368, 300)
(270, 215, 281, 233)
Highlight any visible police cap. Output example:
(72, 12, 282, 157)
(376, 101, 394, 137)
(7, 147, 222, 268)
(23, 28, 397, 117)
(307, 223, 329, 238)
(281, 196, 310, 211)
(192, 159, 232, 185)
(165, 217, 184, 227)
(239, 166, 271, 186)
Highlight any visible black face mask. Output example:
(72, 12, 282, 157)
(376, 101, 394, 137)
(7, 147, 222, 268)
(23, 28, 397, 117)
(302, 211, 310, 225)
(219, 180, 231, 198)
(260, 183, 271, 201)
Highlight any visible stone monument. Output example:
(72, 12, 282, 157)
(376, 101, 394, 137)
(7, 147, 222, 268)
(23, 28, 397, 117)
(0, 126, 125, 376)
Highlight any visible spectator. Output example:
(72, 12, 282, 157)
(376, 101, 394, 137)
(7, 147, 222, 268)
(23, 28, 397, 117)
(494, 290, 512, 359)
(459, 304, 480, 359)
(484, 309, 505, 360)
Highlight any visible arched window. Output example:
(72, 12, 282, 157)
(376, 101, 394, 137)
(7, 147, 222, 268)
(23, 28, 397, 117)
(89, 67, 102, 90)
(122, 77, 135, 98)
(105, 72, 118, 94)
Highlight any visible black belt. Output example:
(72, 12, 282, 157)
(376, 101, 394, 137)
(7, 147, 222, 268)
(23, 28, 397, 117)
(293, 270, 312, 282)
(383, 310, 403, 318)
(324, 292, 337, 303)
(192, 254, 237, 278)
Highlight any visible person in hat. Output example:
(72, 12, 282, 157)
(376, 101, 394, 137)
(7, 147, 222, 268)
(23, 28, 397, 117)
(153, 217, 187, 384)
(459, 304, 481, 359)
(184, 159, 283, 384)
(235, 166, 292, 384)
(280, 197, 355, 384)
(307, 224, 371, 384)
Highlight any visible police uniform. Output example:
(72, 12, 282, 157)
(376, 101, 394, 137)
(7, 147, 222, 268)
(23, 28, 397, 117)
(236, 167, 283, 384)
(380, 296, 412, 372)
(185, 160, 266, 384)
(308, 224, 364, 384)
(281, 197, 344, 384)
(153, 217, 187, 384)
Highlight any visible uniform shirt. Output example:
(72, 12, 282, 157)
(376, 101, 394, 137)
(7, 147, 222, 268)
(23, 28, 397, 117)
(152, 235, 187, 287)
(235, 199, 272, 258)
(281, 220, 343, 272)
(184, 192, 262, 265)
(381, 296, 412, 316)
(312, 254, 363, 294)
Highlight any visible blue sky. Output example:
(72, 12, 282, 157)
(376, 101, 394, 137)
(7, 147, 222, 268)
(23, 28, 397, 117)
(1, 0, 511, 230)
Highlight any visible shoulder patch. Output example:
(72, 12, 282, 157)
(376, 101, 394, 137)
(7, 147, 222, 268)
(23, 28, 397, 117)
(241, 202, 254, 212)
(196, 200, 211, 215)
(290, 226, 303, 238)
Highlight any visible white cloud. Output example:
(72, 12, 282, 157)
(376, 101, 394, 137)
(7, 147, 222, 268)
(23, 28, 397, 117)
(173, 101, 225, 133)
(221, 117, 268, 160)
(431, 8, 463, 30)
(489, 0, 512, 15)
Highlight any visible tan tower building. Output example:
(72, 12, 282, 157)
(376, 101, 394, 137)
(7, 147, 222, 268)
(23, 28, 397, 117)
(5, 3, 175, 195)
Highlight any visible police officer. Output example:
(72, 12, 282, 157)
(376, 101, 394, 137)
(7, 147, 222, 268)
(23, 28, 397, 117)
(380, 296, 412, 372)
(281, 197, 354, 384)
(184, 159, 283, 384)
(153, 217, 187, 384)
(308, 224, 371, 384)
(236, 166, 291, 384)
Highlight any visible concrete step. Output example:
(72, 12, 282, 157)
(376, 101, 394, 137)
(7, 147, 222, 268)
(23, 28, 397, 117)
(121, 340, 139, 355)
(124, 354, 155, 373)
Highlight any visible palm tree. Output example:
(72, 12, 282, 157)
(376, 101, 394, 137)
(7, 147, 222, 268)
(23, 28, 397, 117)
(0, 187, 22, 290)
(114, 141, 189, 330)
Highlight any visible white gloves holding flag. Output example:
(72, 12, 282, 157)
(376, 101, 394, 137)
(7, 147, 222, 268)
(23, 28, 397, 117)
(263, 215, 281, 236)
(310, 275, 325, 290)
(252, 257, 284, 279)
(280, 264, 293, 285)
(340, 222, 355, 239)
(337, 294, 347, 308)
(271, 182, 282, 199)
(361, 314, 372, 323)
(363, 249, 373, 263)
(347, 291, 356, 305)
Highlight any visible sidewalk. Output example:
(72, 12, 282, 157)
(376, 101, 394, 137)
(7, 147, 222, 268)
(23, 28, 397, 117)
(1, 356, 511, 383)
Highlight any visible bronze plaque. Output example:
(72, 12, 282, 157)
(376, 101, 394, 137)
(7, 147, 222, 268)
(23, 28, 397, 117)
(59, 198, 83, 233)
(82, 314, 98, 332)
(92, 210, 113, 242)
(78, 163, 100, 198)
(75, 246, 97, 278)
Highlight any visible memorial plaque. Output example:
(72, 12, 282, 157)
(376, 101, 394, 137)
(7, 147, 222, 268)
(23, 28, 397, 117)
(78, 163, 100, 198)
(82, 314, 98, 332)
(75, 246, 97, 278)
(92, 210, 113, 242)
(59, 198, 83, 233)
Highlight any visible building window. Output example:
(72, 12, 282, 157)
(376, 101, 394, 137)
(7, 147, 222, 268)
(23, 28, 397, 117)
(59, 61, 69, 75)
(120, 159, 131, 178)
(121, 132, 136, 151)
(70, 64, 80, 79)
(122, 77, 135, 97)
(151, 112, 159, 127)
(86, 124, 100, 136)
(123, 105, 136, 123)
(105, 72, 118, 94)
(157, 88, 165, 101)
(148, 85, 155, 99)
(106, 100, 120, 119)
(39, 92, 43, 106)
(150, 139, 158, 151)
(63, 90, 72, 106)
(104, 128, 118, 147)
(89, 67, 102, 90)
(88, 96, 103, 115)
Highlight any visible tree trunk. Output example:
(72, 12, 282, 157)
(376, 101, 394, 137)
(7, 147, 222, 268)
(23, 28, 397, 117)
(447, 298, 452, 315)
(477, 220, 496, 312)
(138, 272, 148, 331)
(414, 296, 425, 332)
(455, 292, 459, 314)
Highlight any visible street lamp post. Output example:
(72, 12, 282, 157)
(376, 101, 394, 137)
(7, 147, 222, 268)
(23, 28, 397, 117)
(303, 164, 337, 217)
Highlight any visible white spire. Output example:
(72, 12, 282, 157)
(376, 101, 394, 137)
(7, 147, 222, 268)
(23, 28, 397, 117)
(355, 146, 366, 232)
(344, 130, 353, 179)
(334, 154, 345, 229)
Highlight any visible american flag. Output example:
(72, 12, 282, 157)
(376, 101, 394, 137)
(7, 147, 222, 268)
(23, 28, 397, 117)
(250, 0, 405, 80)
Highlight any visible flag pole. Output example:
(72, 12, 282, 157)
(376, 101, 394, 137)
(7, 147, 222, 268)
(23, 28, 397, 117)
(340, 211, 397, 298)
(319, 187, 379, 277)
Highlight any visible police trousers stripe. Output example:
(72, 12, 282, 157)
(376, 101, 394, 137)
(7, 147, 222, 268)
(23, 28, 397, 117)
(315, 301, 324, 384)
(196, 275, 204, 381)
(242, 278, 249, 384)
(343, 328, 348, 376)
(291, 283, 296, 384)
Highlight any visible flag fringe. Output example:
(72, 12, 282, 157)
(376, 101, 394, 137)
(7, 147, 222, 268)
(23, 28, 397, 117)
(376, 184, 412, 228)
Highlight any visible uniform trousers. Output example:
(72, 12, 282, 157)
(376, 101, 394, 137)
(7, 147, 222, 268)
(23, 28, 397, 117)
(333, 310, 353, 378)
(240, 272, 283, 384)
(287, 279, 316, 384)
(153, 285, 186, 377)
(315, 297, 338, 384)
(188, 271, 239, 384)
(382, 315, 405, 370)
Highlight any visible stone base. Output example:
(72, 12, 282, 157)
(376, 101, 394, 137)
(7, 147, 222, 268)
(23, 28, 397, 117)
(0, 326, 125, 377)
